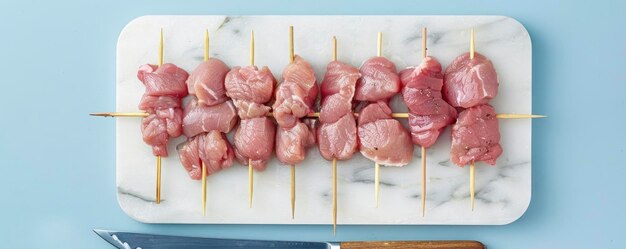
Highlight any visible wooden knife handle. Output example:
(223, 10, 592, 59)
(340, 240, 485, 249)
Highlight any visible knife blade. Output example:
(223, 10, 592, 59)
(94, 229, 484, 249)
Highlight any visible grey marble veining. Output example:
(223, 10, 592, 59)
(116, 15, 532, 225)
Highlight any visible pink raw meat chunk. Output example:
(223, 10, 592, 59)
(400, 56, 457, 148)
(450, 104, 502, 166)
(357, 101, 413, 166)
(186, 58, 231, 106)
(355, 57, 401, 102)
(442, 52, 499, 108)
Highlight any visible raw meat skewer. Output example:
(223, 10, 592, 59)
(200, 30, 208, 215)
(156, 29, 163, 204)
(358, 32, 414, 208)
(93, 111, 544, 119)
(201, 30, 209, 216)
(248, 31, 255, 208)
(332, 37, 337, 236)
(420, 28, 427, 217)
(317, 36, 361, 235)
(444, 29, 502, 211)
(272, 26, 319, 219)
(178, 30, 237, 216)
(469, 29, 476, 211)
(469, 29, 474, 211)
(92, 111, 544, 119)
(225, 30, 277, 208)
(399, 27, 458, 217)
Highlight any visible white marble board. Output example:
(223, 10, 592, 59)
(116, 15, 532, 225)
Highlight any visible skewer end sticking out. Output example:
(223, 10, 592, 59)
(470, 28, 475, 60)
(496, 114, 547, 119)
(377, 32, 382, 57)
(202, 161, 207, 216)
(159, 28, 163, 66)
(291, 165, 296, 219)
(421, 146, 426, 217)
(89, 112, 149, 117)
(375, 162, 380, 208)
(250, 30, 255, 66)
(204, 29, 209, 62)
(422, 27, 427, 59)
(470, 162, 475, 211)
(332, 158, 337, 236)
(248, 159, 253, 208)
(289, 26, 294, 63)
(156, 155, 162, 204)
(332, 36, 337, 61)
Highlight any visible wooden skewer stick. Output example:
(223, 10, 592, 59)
(159, 28, 163, 66)
(332, 36, 337, 62)
(470, 28, 475, 60)
(332, 158, 337, 236)
(250, 30, 255, 66)
(470, 161, 475, 211)
(373, 32, 384, 208)
(155, 28, 164, 204)
(248, 30, 255, 208)
(201, 29, 210, 216)
(249, 158, 253, 208)
(422, 27, 428, 59)
(289, 25, 297, 219)
(91, 111, 545, 119)
(420, 27, 427, 217)
(156, 153, 161, 204)
(331, 36, 338, 236)
(90, 112, 150, 117)
(375, 162, 380, 208)
(291, 165, 295, 219)
(421, 146, 426, 217)
(202, 161, 207, 215)
(204, 29, 210, 62)
(377, 32, 382, 57)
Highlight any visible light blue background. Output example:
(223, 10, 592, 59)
(1, 0, 624, 248)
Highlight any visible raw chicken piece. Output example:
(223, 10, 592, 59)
(232, 99, 271, 119)
(137, 63, 189, 156)
(319, 94, 353, 124)
(141, 108, 183, 157)
(273, 56, 319, 128)
(177, 131, 234, 180)
(275, 122, 315, 165)
(442, 52, 499, 108)
(317, 114, 358, 160)
(400, 56, 457, 148)
(198, 131, 235, 175)
(320, 61, 360, 97)
(233, 117, 276, 171)
(354, 57, 401, 102)
(225, 65, 276, 104)
(273, 83, 318, 128)
(177, 134, 201, 179)
(450, 104, 502, 166)
(141, 113, 169, 156)
(137, 63, 189, 97)
(357, 101, 413, 166)
(186, 58, 231, 106)
(138, 95, 181, 111)
(182, 98, 238, 138)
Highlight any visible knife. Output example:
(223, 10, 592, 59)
(94, 229, 484, 249)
